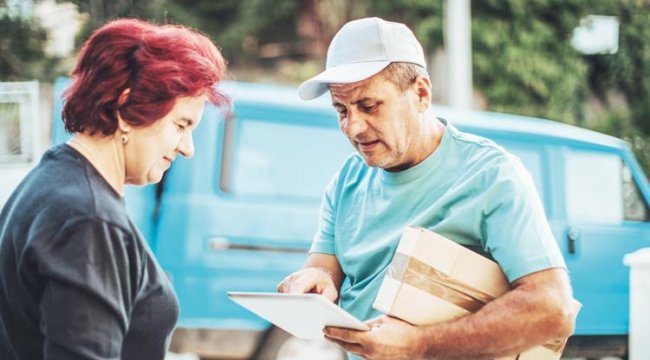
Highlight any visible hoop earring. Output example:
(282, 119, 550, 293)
(121, 134, 129, 144)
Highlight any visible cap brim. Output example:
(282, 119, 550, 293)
(297, 61, 391, 100)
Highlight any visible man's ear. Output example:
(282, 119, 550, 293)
(414, 76, 432, 112)
(116, 88, 132, 133)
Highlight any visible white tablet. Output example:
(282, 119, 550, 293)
(227, 292, 369, 339)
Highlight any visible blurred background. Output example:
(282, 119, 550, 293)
(1, 1, 650, 360)
(1, 0, 649, 176)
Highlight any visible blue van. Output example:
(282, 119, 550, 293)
(52, 78, 649, 359)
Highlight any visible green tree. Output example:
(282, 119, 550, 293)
(590, 0, 650, 135)
(63, 0, 171, 45)
(367, 0, 444, 52)
(472, 1, 590, 126)
(368, 1, 589, 124)
(163, 0, 303, 66)
(0, 10, 57, 80)
(50, 0, 650, 174)
(577, 0, 650, 174)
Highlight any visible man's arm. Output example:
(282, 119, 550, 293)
(277, 253, 344, 302)
(324, 267, 576, 359)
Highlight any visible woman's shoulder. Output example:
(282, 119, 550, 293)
(12, 146, 132, 237)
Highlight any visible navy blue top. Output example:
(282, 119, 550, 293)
(0, 144, 179, 359)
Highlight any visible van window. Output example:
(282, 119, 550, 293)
(222, 117, 352, 199)
(0, 102, 22, 161)
(565, 150, 648, 223)
(0, 81, 38, 163)
(622, 164, 649, 221)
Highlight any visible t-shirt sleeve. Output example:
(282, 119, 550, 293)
(310, 174, 338, 255)
(28, 218, 142, 359)
(480, 156, 566, 283)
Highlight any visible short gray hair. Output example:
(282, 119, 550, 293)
(381, 62, 429, 92)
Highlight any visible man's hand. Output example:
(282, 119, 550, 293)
(324, 316, 425, 360)
(277, 267, 339, 302)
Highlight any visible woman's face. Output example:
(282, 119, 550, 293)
(123, 95, 207, 185)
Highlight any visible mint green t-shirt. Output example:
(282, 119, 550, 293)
(310, 119, 566, 323)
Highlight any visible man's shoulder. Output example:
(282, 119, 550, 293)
(449, 124, 516, 162)
(448, 125, 505, 156)
(444, 124, 528, 182)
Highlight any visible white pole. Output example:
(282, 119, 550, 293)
(625, 249, 650, 360)
(445, 0, 473, 109)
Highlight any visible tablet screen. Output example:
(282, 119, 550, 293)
(228, 292, 370, 339)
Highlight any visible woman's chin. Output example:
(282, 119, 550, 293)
(146, 172, 164, 184)
(126, 171, 164, 186)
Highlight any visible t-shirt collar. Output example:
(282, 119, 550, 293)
(380, 118, 450, 185)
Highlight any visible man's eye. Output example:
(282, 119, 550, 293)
(360, 104, 376, 113)
(336, 108, 347, 116)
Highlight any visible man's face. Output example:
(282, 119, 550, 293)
(330, 73, 424, 172)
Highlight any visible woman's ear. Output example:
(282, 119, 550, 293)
(117, 88, 130, 106)
(116, 88, 132, 133)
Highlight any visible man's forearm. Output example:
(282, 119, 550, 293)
(303, 253, 345, 291)
(417, 268, 575, 359)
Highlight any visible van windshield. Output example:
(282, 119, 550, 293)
(221, 117, 353, 200)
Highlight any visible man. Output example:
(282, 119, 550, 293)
(278, 17, 576, 359)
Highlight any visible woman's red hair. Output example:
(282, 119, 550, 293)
(63, 19, 228, 135)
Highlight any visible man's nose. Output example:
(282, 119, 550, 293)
(342, 108, 367, 139)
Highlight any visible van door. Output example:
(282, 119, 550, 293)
(562, 147, 650, 335)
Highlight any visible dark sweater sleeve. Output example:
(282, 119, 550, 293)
(29, 218, 142, 360)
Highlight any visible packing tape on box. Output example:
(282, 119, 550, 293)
(388, 252, 566, 354)
(388, 252, 494, 312)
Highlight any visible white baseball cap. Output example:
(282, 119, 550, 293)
(298, 17, 426, 100)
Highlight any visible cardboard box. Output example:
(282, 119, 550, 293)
(373, 226, 579, 360)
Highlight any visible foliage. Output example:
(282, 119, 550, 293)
(574, 0, 650, 174)
(472, 1, 590, 126)
(0, 14, 58, 81)
(586, 0, 650, 135)
(3, 0, 650, 174)
(62, 0, 170, 46)
(366, 0, 444, 52)
(163, 0, 302, 66)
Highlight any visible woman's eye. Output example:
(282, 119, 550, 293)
(176, 123, 186, 131)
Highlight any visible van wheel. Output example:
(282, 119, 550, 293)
(253, 327, 346, 360)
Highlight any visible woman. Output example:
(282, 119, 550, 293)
(0, 19, 228, 359)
